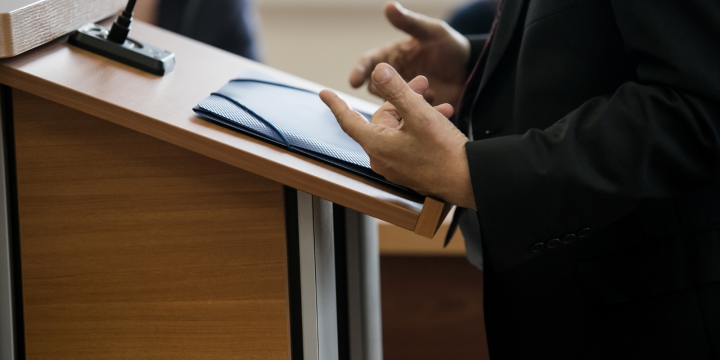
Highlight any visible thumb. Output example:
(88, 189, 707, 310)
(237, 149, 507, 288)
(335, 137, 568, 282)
(385, 2, 443, 41)
(371, 63, 431, 121)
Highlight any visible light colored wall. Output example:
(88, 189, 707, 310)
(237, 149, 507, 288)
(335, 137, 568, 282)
(257, 2, 465, 103)
(134, 0, 468, 103)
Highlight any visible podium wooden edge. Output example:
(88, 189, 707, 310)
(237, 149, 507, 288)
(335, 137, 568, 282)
(0, 68, 428, 230)
(0, 67, 452, 235)
(413, 198, 453, 238)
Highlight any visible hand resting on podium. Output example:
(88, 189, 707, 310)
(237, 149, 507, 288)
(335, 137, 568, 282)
(320, 64, 476, 210)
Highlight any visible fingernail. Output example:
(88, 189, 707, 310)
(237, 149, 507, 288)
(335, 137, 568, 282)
(373, 66, 392, 83)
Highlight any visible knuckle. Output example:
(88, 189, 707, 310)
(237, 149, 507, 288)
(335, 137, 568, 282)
(336, 109, 350, 121)
(331, 103, 345, 117)
(384, 84, 407, 101)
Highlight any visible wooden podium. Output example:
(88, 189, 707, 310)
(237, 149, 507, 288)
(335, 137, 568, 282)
(0, 21, 450, 360)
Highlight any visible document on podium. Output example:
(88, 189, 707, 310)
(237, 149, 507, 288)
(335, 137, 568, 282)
(194, 70, 411, 192)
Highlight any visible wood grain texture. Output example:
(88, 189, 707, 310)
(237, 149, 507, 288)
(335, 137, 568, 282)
(13, 90, 290, 359)
(0, 21, 435, 232)
(380, 256, 489, 360)
(0, 0, 126, 58)
(413, 198, 453, 238)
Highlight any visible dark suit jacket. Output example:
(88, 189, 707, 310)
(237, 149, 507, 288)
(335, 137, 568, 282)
(461, 0, 720, 358)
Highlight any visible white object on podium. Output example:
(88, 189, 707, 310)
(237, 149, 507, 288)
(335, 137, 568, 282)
(0, 0, 126, 58)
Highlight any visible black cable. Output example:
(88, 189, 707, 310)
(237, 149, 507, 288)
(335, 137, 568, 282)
(107, 0, 137, 44)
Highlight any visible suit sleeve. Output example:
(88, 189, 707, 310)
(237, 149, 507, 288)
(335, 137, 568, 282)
(466, 0, 720, 272)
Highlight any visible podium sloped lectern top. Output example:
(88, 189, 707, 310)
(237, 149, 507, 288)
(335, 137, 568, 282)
(0, 19, 451, 360)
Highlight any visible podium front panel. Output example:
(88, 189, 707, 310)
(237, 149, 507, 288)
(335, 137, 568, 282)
(12, 90, 291, 359)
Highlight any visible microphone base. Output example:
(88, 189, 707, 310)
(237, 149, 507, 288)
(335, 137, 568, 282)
(68, 23, 175, 76)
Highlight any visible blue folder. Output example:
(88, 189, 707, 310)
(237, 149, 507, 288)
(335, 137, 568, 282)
(193, 70, 410, 192)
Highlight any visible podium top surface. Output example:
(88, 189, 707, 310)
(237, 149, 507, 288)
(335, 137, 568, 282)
(0, 21, 446, 232)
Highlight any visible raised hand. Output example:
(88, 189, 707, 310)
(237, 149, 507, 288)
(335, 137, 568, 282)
(349, 2, 471, 108)
(323, 63, 476, 209)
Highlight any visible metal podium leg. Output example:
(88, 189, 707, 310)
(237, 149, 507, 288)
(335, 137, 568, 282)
(289, 188, 383, 360)
(345, 210, 383, 360)
(297, 191, 339, 360)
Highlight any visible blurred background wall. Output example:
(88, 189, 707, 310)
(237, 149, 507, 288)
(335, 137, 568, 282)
(136, 0, 467, 103)
(255, 0, 466, 103)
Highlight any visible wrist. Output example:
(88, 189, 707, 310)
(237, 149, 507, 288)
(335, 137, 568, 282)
(436, 141, 476, 209)
(450, 152, 477, 210)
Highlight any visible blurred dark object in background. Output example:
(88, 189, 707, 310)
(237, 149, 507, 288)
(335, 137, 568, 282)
(447, 0, 500, 35)
(156, 0, 261, 61)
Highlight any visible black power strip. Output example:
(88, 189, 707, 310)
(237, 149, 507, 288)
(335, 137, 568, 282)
(68, 23, 175, 76)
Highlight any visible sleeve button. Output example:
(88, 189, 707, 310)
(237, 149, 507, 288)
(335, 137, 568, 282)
(578, 228, 592, 238)
(546, 238, 562, 249)
(562, 234, 577, 244)
(530, 242, 546, 253)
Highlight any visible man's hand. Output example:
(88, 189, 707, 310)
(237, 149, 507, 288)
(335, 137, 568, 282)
(322, 63, 477, 209)
(349, 2, 470, 108)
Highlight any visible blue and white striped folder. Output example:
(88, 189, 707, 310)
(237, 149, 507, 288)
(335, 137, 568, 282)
(193, 70, 411, 193)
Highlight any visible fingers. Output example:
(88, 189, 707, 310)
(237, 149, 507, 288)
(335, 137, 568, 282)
(370, 67, 429, 99)
(407, 75, 429, 95)
(350, 46, 390, 88)
(370, 67, 427, 101)
(371, 63, 430, 119)
(373, 102, 402, 128)
(319, 90, 372, 143)
(372, 76, 429, 128)
(385, 2, 443, 41)
(422, 88, 436, 105)
(434, 103, 454, 119)
(352, 3, 443, 90)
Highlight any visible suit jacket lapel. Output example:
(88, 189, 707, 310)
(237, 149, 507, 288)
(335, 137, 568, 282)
(477, 0, 526, 92)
